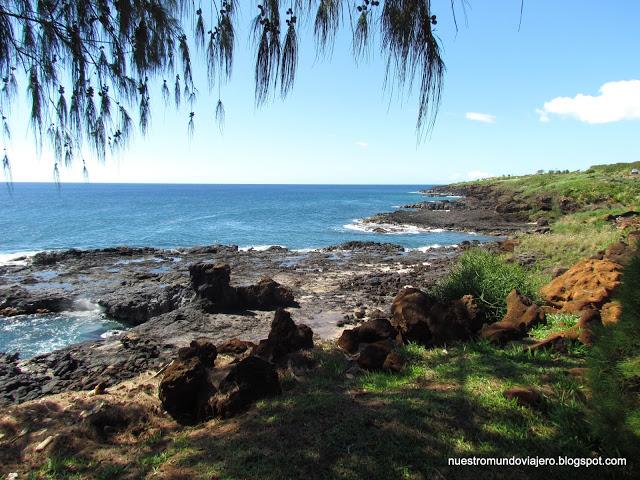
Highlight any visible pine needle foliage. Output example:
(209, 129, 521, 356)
(587, 247, 640, 457)
(0, 0, 460, 175)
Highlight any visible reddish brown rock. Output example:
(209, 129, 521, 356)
(390, 288, 435, 344)
(159, 356, 209, 424)
(382, 351, 405, 373)
(503, 290, 546, 330)
(357, 341, 393, 371)
(540, 258, 622, 312)
(390, 288, 478, 346)
(480, 290, 545, 345)
(603, 241, 634, 265)
(337, 318, 399, 356)
(177, 338, 217, 367)
(252, 309, 313, 363)
(503, 386, 543, 408)
(208, 356, 281, 419)
(528, 309, 600, 351)
(217, 338, 257, 355)
(498, 239, 519, 253)
(601, 301, 622, 325)
(357, 318, 398, 344)
(628, 230, 640, 248)
(337, 328, 360, 354)
(568, 367, 588, 379)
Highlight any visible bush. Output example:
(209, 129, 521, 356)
(588, 249, 640, 456)
(432, 248, 539, 321)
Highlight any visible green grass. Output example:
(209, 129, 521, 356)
(11, 343, 637, 479)
(529, 313, 580, 341)
(433, 248, 542, 321)
(516, 209, 626, 269)
(454, 161, 640, 214)
(152, 342, 631, 479)
(588, 248, 640, 457)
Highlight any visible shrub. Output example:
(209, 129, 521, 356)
(432, 249, 539, 321)
(587, 248, 640, 456)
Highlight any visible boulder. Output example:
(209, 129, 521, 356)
(217, 338, 257, 355)
(498, 239, 519, 253)
(603, 241, 634, 265)
(158, 356, 209, 424)
(503, 386, 543, 409)
(535, 195, 553, 211)
(601, 301, 622, 325)
(208, 356, 281, 418)
(390, 288, 479, 346)
(357, 318, 398, 344)
(480, 290, 545, 345)
(238, 277, 296, 309)
(252, 309, 313, 363)
(189, 263, 239, 308)
(0, 286, 74, 316)
(337, 318, 399, 354)
(177, 338, 218, 367)
(337, 328, 360, 354)
(357, 341, 394, 371)
(189, 263, 296, 311)
(390, 288, 436, 344)
(502, 290, 546, 330)
(528, 309, 600, 351)
(382, 351, 406, 373)
(558, 196, 578, 213)
(159, 352, 281, 423)
(540, 258, 622, 313)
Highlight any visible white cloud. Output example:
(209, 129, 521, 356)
(537, 80, 640, 124)
(465, 112, 496, 123)
(355, 141, 369, 149)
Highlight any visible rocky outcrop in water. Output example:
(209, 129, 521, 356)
(189, 263, 297, 312)
(0, 286, 74, 316)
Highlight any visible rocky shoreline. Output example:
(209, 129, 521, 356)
(361, 183, 550, 236)
(0, 241, 470, 406)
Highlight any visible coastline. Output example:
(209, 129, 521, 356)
(0, 240, 479, 406)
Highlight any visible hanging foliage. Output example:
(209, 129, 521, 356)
(0, 0, 463, 177)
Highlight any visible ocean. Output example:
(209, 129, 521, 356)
(0, 183, 488, 255)
(1, 183, 490, 357)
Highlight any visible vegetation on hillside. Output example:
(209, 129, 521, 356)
(455, 162, 640, 220)
(433, 248, 541, 321)
(588, 249, 640, 457)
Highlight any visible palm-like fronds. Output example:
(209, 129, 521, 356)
(0, 0, 454, 177)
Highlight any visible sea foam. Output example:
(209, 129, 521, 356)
(343, 219, 445, 235)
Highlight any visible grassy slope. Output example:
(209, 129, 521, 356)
(457, 162, 639, 271)
(455, 161, 640, 214)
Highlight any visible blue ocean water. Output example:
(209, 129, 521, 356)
(0, 183, 489, 254)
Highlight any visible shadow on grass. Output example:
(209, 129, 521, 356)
(155, 343, 634, 480)
(13, 344, 636, 480)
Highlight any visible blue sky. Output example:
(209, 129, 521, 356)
(4, 0, 640, 184)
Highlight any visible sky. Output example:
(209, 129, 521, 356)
(3, 0, 640, 184)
